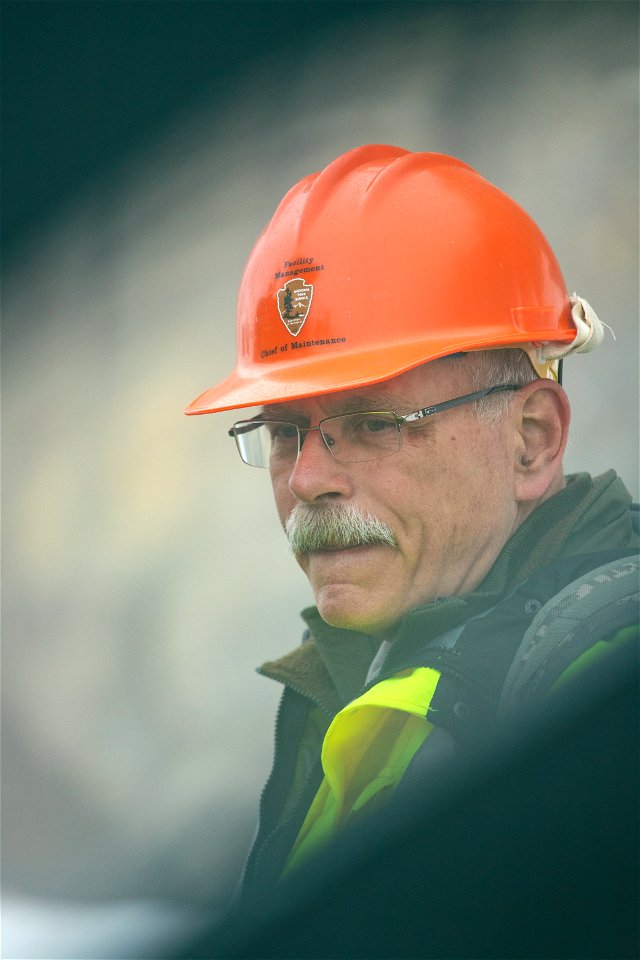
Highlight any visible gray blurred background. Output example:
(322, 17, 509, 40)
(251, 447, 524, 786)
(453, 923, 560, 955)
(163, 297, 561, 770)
(2, 0, 638, 952)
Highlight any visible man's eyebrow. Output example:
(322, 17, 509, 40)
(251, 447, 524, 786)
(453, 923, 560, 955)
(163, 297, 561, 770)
(262, 393, 409, 420)
(330, 393, 402, 413)
(257, 407, 306, 423)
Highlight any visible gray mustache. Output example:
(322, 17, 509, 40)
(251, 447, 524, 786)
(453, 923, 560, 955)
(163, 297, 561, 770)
(286, 502, 398, 554)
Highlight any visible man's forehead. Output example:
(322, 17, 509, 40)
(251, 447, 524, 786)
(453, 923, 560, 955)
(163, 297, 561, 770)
(261, 366, 440, 418)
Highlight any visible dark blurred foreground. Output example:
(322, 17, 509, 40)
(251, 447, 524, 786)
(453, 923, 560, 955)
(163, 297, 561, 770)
(175, 640, 639, 960)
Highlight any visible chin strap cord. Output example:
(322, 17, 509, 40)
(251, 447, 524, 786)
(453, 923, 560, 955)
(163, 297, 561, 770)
(538, 294, 613, 363)
(525, 295, 614, 383)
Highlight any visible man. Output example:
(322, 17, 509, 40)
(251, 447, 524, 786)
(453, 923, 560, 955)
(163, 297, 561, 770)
(184, 145, 638, 896)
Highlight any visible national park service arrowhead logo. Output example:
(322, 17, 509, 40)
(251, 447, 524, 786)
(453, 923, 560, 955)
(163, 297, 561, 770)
(277, 278, 313, 336)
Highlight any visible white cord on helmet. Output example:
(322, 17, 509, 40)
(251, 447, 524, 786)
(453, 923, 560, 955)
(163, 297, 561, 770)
(537, 294, 613, 361)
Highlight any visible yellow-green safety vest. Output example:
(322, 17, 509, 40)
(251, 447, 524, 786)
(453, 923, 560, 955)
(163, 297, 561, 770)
(285, 666, 441, 874)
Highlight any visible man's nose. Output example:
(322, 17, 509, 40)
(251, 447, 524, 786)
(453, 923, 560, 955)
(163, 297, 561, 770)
(287, 427, 353, 503)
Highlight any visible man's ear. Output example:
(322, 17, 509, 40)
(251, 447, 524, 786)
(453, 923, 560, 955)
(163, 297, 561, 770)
(512, 380, 571, 504)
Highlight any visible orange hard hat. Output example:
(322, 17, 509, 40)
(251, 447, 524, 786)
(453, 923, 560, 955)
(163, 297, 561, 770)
(185, 144, 580, 416)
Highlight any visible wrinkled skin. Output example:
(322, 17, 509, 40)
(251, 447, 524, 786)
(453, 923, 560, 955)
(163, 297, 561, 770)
(268, 360, 569, 638)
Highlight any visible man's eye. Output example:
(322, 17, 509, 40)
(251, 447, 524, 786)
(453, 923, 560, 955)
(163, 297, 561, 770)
(367, 418, 394, 432)
(355, 416, 396, 434)
(267, 422, 299, 442)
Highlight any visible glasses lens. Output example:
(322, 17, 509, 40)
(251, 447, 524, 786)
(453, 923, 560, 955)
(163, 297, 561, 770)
(231, 420, 299, 468)
(231, 413, 401, 466)
(322, 412, 401, 463)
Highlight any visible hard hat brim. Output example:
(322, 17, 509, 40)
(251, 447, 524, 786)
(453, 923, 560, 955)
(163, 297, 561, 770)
(183, 333, 571, 415)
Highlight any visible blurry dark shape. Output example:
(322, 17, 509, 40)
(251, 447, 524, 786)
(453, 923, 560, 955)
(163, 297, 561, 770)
(177, 639, 639, 959)
(1, 0, 402, 257)
(5, 0, 628, 260)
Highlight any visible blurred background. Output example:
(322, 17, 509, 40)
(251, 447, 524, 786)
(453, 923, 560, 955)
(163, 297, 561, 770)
(2, 1, 638, 955)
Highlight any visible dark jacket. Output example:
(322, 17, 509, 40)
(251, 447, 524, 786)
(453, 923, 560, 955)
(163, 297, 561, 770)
(242, 471, 639, 896)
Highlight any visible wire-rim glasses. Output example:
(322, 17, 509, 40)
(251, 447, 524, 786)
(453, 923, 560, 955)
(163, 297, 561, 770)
(228, 383, 521, 468)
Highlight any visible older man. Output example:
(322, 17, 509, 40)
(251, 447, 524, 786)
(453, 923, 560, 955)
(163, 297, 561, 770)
(185, 145, 638, 894)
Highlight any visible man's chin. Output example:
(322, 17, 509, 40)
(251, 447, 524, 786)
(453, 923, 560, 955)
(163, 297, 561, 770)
(315, 602, 397, 638)
(310, 575, 399, 638)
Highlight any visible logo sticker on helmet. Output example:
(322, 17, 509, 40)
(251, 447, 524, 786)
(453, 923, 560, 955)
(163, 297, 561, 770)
(276, 278, 313, 336)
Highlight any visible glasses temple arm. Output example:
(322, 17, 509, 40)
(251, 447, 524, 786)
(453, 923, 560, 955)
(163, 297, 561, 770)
(403, 384, 521, 422)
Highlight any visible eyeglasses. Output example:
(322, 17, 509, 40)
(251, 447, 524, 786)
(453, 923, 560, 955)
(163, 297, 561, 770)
(229, 384, 521, 468)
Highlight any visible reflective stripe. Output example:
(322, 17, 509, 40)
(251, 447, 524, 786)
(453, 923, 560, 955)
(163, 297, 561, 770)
(285, 667, 440, 874)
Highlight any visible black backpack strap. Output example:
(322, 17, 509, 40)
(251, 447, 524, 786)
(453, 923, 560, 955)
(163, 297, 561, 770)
(416, 551, 638, 743)
(499, 554, 639, 715)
